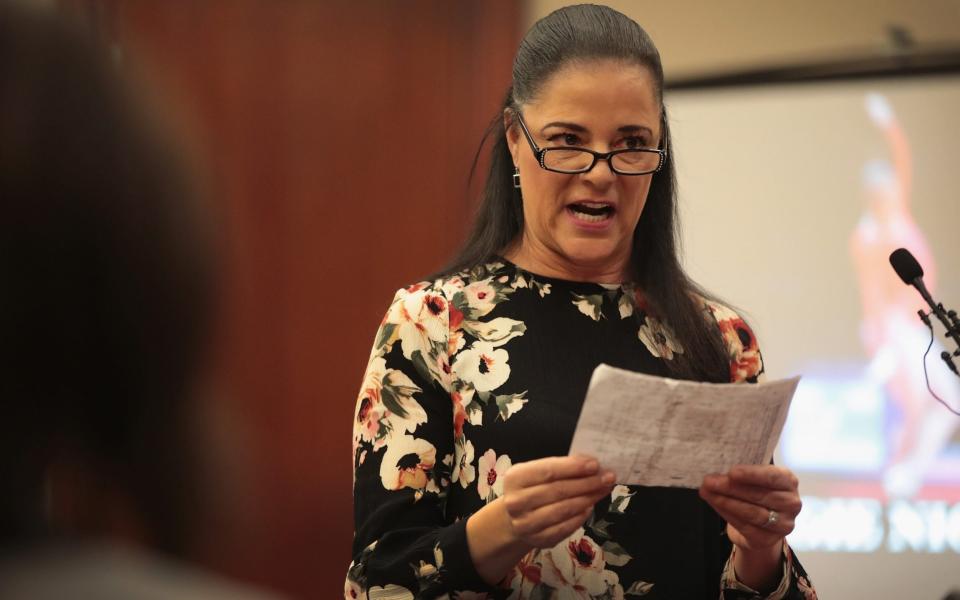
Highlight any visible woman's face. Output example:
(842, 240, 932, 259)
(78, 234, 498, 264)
(505, 59, 661, 282)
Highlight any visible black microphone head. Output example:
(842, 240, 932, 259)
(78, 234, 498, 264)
(889, 248, 924, 284)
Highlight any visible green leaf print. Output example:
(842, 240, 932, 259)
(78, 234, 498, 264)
(601, 540, 632, 567)
(572, 292, 605, 321)
(495, 391, 528, 421)
(624, 581, 654, 596)
(379, 385, 409, 420)
(376, 322, 397, 351)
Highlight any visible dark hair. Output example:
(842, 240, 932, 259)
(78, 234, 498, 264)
(446, 4, 729, 382)
(0, 4, 217, 553)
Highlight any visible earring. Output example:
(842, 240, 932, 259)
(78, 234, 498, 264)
(513, 167, 521, 189)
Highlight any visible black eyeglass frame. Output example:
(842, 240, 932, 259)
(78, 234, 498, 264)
(514, 111, 667, 176)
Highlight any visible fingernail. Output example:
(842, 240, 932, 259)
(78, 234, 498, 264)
(601, 471, 615, 484)
(583, 460, 599, 473)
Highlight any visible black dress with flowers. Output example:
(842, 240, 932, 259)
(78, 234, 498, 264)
(346, 260, 817, 600)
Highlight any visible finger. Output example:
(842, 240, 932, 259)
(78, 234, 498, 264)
(702, 493, 786, 548)
(505, 470, 616, 514)
(725, 465, 798, 491)
(505, 456, 600, 489)
(528, 505, 594, 549)
(511, 494, 599, 538)
(702, 476, 802, 514)
(699, 488, 796, 536)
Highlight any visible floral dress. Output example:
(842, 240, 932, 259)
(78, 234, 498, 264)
(346, 260, 817, 600)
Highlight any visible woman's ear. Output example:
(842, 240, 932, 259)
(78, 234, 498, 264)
(504, 108, 521, 167)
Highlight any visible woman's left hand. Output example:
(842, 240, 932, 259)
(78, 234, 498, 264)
(698, 464, 802, 552)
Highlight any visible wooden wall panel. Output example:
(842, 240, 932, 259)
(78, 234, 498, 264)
(105, 2, 521, 597)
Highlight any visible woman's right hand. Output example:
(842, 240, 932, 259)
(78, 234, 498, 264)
(466, 455, 615, 585)
(501, 455, 616, 548)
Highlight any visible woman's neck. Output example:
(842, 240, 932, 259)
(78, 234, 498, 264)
(503, 240, 629, 284)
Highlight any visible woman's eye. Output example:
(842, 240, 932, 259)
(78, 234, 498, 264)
(547, 133, 581, 146)
(623, 136, 648, 149)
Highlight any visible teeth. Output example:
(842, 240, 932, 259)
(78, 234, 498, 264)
(570, 209, 610, 223)
(581, 202, 608, 209)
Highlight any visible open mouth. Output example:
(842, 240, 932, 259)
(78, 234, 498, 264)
(567, 202, 615, 224)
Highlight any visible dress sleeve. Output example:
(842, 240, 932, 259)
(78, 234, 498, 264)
(706, 301, 820, 600)
(345, 284, 495, 599)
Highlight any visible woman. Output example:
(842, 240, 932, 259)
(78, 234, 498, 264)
(347, 5, 816, 599)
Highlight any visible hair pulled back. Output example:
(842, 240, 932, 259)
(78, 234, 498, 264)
(445, 4, 730, 382)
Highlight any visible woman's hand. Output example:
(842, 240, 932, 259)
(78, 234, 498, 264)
(502, 455, 616, 549)
(699, 464, 801, 550)
(699, 465, 802, 591)
(466, 455, 614, 585)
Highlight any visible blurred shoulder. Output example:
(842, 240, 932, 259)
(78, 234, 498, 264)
(699, 298, 765, 384)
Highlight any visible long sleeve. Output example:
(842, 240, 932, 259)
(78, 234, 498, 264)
(706, 300, 819, 600)
(345, 284, 495, 599)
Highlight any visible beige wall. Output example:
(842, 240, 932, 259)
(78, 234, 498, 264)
(527, 1, 960, 78)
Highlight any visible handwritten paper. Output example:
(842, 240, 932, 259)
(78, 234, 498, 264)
(568, 363, 799, 488)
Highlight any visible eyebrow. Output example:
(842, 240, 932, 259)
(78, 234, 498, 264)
(540, 121, 654, 136)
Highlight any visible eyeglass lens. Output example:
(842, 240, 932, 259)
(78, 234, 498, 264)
(542, 148, 658, 174)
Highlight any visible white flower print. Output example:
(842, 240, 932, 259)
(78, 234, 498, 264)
(466, 402, 483, 427)
(451, 390, 469, 437)
(462, 317, 525, 348)
(539, 528, 622, 598)
(617, 293, 634, 319)
(452, 437, 476, 489)
(477, 449, 511, 501)
(355, 357, 426, 451)
(705, 299, 739, 322)
(637, 316, 684, 360)
(387, 288, 449, 362)
(344, 577, 362, 600)
(448, 327, 466, 355)
(440, 275, 466, 299)
(455, 387, 484, 428)
(367, 584, 415, 600)
(379, 435, 437, 493)
(506, 551, 543, 599)
(464, 280, 498, 317)
(610, 485, 635, 514)
(432, 352, 453, 391)
(453, 341, 511, 393)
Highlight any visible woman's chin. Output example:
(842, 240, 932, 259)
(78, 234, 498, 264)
(556, 242, 629, 276)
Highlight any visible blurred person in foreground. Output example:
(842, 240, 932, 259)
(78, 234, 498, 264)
(0, 4, 278, 598)
(346, 5, 816, 599)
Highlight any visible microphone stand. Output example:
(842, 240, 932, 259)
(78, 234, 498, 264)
(940, 307, 960, 376)
(914, 287, 960, 377)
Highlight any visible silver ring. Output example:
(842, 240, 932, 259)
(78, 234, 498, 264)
(765, 509, 779, 528)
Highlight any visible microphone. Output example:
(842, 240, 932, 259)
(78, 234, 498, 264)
(889, 247, 936, 307)
(889, 247, 960, 378)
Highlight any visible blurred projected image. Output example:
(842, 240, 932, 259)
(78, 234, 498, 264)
(783, 93, 960, 554)
(854, 94, 959, 499)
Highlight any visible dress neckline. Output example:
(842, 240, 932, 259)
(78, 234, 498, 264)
(493, 255, 633, 292)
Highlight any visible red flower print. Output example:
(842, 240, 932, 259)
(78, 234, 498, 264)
(449, 303, 464, 330)
(425, 293, 446, 316)
(717, 316, 762, 382)
(568, 538, 597, 568)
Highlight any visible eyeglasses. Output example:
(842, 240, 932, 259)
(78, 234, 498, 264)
(515, 112, 666, 176)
